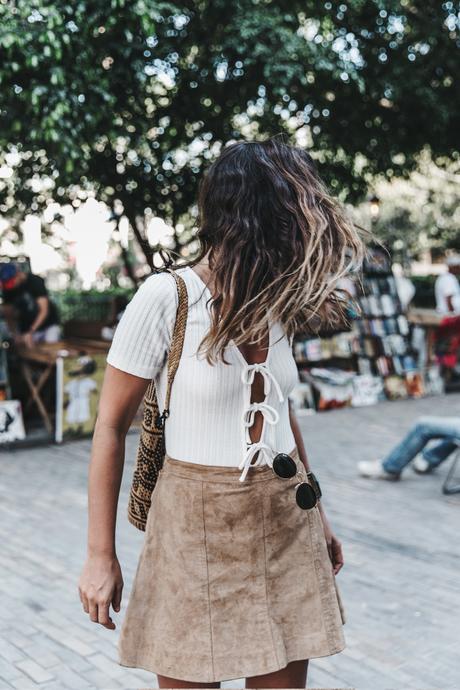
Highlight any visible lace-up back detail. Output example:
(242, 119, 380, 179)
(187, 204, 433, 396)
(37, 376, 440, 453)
(107, 265, 299, 479)
(235, 348, 287, 481)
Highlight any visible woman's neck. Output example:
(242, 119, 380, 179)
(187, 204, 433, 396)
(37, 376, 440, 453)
(192, 258, 215, 295)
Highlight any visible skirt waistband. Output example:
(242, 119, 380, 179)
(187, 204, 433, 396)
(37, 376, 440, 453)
(161, 446, 300, 483)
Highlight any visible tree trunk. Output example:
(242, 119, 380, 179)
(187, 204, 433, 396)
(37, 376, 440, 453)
(124, 209, 154, 269)
(120, 244, 138, 287)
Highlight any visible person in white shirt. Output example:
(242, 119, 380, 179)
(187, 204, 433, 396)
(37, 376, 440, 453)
(434, 255, 460, 314)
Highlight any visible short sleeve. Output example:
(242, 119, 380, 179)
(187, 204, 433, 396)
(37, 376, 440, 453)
(106, 272, 178, 380)
(439, 273, 459, 297)
(30, 275, 48, 298)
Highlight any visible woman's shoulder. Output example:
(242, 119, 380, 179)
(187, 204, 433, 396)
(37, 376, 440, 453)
(131, 265, 208, 315)
(107, 269, 191, 379)
(131, 266, 200, 318)
(135, 269, 181, 308)
(140, 265, 191, 291)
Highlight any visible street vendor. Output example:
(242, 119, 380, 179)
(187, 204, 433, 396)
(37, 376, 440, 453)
(431, 255, 460, 381)
(435, 255, 460, 314)
(0, 263, 61, 347)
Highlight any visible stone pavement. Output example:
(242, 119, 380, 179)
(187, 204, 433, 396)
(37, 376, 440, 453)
(1, 394, 459, 690)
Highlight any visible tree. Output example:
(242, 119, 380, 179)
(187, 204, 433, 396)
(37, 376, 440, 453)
(351, 152, 460, 264)
(1, 0, 459, 269)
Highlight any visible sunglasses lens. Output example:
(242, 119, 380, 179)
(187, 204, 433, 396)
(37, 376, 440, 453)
(296, 482, 317, 510)
(272, 453, 297, 479)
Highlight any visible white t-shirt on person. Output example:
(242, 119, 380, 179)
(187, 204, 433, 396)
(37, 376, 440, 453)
(106, 265, 299, 480)
(435, 272, 460, 314)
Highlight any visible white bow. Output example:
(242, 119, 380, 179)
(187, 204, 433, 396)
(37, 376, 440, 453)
(240, 362, 284, 402)
(238, 442, 275, 482)
(242, 402, 280, 444)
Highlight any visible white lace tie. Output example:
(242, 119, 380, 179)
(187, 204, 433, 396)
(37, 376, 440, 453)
(238, 442, 276, 482)
(238, 360, 285, 482)
(238, 402, 279, 482)
(240, 363, 285, 403)
(242, 402, 279, 444)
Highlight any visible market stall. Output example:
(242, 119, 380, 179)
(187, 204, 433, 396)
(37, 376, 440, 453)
(290, 248, 434, 414)
(2, 339, 110, 446)
(409, 307, 460, 391)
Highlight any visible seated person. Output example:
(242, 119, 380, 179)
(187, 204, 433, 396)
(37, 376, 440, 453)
(358, 415, 460, 480)
(0, 263, 61, 347)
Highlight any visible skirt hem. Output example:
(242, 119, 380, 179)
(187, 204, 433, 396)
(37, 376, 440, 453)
(117, 641, 346, 684)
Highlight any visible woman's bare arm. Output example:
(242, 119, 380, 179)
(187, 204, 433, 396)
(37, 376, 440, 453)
(78, 364, 150, 629)
(289, 401, 344, 575)
(87, 364, 148, 556)
(288, 400, 313, 472)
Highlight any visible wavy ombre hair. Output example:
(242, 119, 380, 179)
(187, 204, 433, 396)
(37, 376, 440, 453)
(172, 138, 365, 365)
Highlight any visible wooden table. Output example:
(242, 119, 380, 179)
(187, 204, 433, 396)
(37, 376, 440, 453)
(16, 339, 110, 439)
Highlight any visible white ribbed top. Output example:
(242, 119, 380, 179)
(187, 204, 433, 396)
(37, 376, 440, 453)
(106, 265, 299, 480)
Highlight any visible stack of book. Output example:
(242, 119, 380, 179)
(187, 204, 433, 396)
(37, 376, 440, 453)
(291, 247, 424, 410)
(353, 249, 417, 379)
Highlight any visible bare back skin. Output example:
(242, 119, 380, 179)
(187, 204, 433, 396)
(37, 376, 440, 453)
(191, 265, 269, 446)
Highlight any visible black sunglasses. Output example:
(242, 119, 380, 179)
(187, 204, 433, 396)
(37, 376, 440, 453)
(271, 453, 322, 510)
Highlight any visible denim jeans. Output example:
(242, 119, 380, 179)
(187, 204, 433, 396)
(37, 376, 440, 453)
(383, 416, 460, 475)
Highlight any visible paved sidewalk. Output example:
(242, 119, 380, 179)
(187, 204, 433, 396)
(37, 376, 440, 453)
(1, 394, 459, 690)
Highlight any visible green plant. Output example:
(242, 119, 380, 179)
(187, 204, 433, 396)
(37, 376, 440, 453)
(1, 1, 459, 268)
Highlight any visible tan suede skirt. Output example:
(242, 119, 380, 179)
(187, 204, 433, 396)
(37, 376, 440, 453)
(118, 446, 346, 683)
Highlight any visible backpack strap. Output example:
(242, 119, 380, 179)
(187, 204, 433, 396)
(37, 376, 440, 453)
(155, 268, 188, 427)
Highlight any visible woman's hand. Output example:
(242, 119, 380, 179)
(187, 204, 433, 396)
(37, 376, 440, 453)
(318, 504, 344, 576)
(78, 554, 124, 630)
(286, 404, 344, 576)
(79, 365, 148, 631)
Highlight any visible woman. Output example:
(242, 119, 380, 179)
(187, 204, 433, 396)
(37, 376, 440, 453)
(78, 138, 364, 688)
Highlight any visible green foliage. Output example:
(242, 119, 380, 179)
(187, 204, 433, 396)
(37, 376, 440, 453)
(51, 287, 134, 322)
(352, 154, 460, 261)
(1, 1, 459, 265)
